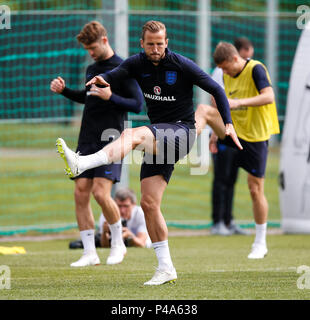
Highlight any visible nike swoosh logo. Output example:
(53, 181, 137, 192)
(229, 90, 238, 95)
(105, 171, 112, 174)
(141, 73, 151, 78)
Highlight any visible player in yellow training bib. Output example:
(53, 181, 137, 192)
(223, 58, 279, 142)
(195, 41, 280, 260)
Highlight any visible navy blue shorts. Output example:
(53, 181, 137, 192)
(218, 136, 268, 178)
(72, 141, 122, 183)
(140, 122, 196, 184)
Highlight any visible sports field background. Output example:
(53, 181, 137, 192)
(0, 123, 280, 232)
(0, 0, 303, 233)
(1, 0, 310, 302)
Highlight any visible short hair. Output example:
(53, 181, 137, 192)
(234, 37, 253, 52)
(213, 42, 239, 65)
(76, 21, 107, 45)
(141, 20, 167, 40)
(115, 188, 137, 204)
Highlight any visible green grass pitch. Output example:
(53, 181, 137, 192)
(1, 125, 307, 300)
(0, 142, 280, 228)
(1, 234, 310, 300)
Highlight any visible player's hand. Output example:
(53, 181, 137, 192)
(50, 76, 65, 93)
(103, 222, 110, 233)
(122, 227, 133, 239)
(87, 84, 112, 100)
(85, 75, 110, 87)
(228, 98, 240, 109)
(209, 132, 218, 154)
(225, 123, 243, 150)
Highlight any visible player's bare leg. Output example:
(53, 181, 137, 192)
(141, 176, 168, 243)
(248, 175, 268, 224)
(141, 175, 177, 285)
(92, 178, 120, 225)
(56, 126, 157, 178)
(195, 104, 226, 137)
(247, 174, 268, 259)
(195, 104, 243, 150)
(74, 178, 95, 230)
(70, 178, 100, 267)
(92, 177, 127, 264)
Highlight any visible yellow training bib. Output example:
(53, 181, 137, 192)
(223, 59, 280, 142)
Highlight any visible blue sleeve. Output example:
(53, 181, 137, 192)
(100, 56, 136, 83)
(99, 56, 143, 113)
(109, 78, 144, 114)
(61, 87, 86, 104)
(252, 64, 271, 91)
(181, 57, 232, 124)
(61, 66, 89, 103)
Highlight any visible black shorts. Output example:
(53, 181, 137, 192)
(218, 136, 269, 178)
(73, 141, 122, 183)
(140, 122, 196, 184)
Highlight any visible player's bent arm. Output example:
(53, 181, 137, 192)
(86, 66, 132, 91)
(204, 79, 232, 124)
(88, 78, 143, 113)
(110, 79, 144, 114)
(61, 87, 86, 104)
(85, 74, 109, 87)
(91, 57, 142, 112)
(99, 55, 138, 87)
(101, 222, 112, 248)
(101, 231, 111, 248)
(232, 86, 275, 108)
(87, 55, 137, 92)
(100, 65, 131, 85)
(129, 232, 148, 248)
(50, 76, 66, 94)
(182, 57, 232, 125)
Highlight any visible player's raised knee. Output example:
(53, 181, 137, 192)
(196, 104, 212, 121)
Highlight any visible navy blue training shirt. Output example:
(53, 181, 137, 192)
(101, 49, 232, 126)
(61, 54, 143, 144)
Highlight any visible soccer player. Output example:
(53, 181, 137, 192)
(210, 37, 254, 236)
(195, 42, 280, 258)
(51, 21, 143, 267)
(56, 21, 241, 285)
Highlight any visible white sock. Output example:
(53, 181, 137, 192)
(109, 219, 124, 247)
(80, 229, 96, 255)
(79, 149, 109, 172)
(254, 223, 267, 246)
(152, 240, 174, 271)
